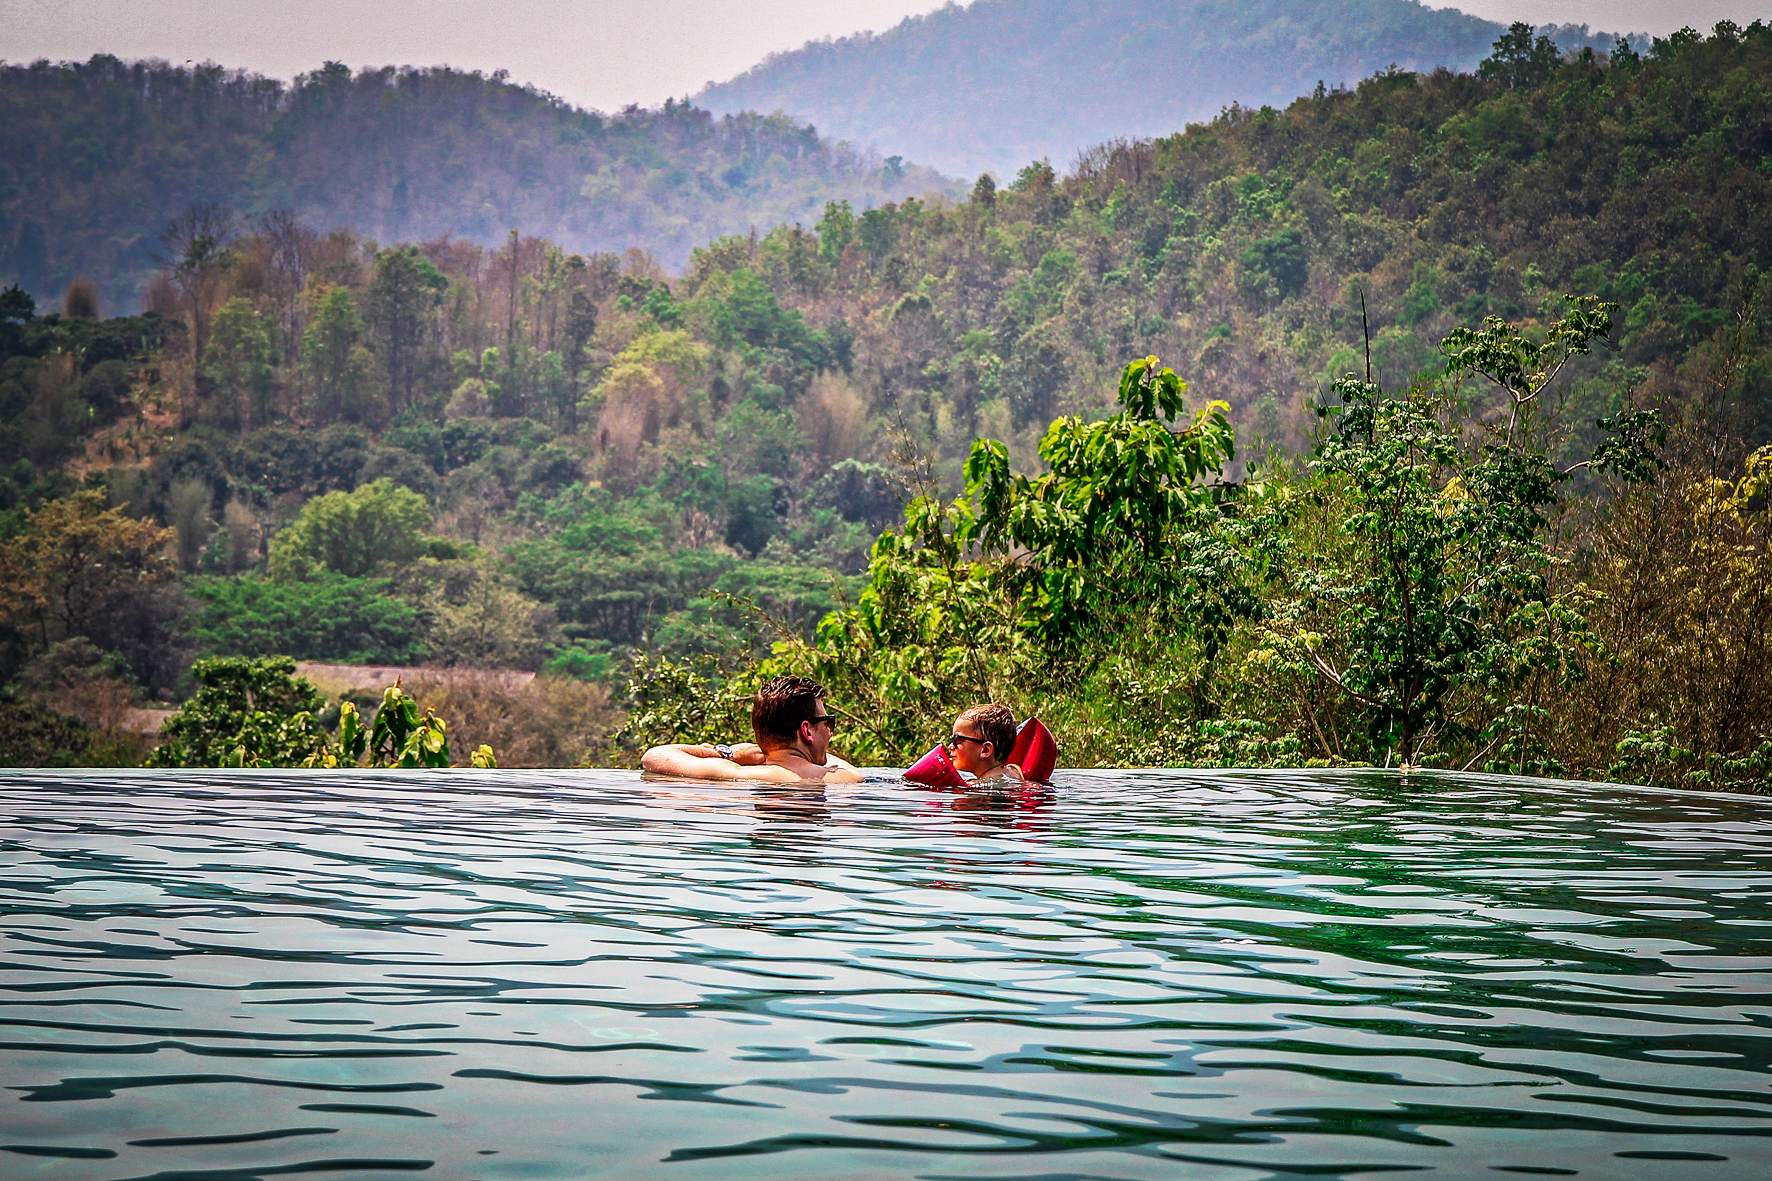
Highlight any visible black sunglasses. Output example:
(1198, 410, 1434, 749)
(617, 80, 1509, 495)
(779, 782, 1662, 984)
(806, 714, 839, 732)
(947, 732, 987, 748)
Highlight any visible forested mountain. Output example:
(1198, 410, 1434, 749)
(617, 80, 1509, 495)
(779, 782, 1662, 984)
(0, 57, 947, 313)
(2, 23, 1769, 776)
(697, 0, 1626, 178)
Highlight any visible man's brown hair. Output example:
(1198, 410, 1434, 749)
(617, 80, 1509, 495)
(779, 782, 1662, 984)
(957, 704, 1016, 764)
(753, 675, 828, 747)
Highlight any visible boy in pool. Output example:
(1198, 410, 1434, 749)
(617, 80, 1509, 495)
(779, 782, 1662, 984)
(946, 704, 1025, 783)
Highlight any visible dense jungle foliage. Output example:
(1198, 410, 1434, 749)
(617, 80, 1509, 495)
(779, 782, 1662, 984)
(0, 58, 946, 312)
(699, 0, 1625, 178)
(0, 22, 1767, 785)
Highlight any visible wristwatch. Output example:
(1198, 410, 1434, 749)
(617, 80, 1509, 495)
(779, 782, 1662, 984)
(715, 744, 736, 760)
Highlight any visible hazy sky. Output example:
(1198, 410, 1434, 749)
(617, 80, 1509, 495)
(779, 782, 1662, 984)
(1, 0, 1765, 112)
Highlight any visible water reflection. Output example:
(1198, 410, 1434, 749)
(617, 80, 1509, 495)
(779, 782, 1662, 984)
(3, 768, 1770, 1181)
(947, 780, 1056, 822)
(748, 783, 831, 856)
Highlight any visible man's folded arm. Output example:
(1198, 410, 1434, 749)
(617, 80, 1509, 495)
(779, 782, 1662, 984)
(641, 744, 751, 779)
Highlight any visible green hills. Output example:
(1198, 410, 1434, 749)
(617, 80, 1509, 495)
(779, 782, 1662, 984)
(0, 57, 948, 312)
(697, 0, 1625, 178)
(0, 22, 1769, 778)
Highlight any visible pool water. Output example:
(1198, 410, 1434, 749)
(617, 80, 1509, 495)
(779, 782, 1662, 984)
(2, 768, 1770, 1180)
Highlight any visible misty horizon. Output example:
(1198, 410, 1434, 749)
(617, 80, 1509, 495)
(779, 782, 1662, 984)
(1, 0, 1759, 117)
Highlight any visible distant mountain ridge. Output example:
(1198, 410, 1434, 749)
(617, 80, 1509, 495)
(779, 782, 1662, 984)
(696, 0, 1626, 178)
(0, 58, 948, 311)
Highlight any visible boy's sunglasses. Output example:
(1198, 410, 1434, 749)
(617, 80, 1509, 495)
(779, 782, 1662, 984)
(947, 733, 987, 748)
(807, 714, 839, 732)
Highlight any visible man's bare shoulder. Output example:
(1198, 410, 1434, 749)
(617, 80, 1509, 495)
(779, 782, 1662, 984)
(743, 759, 863, 784)
(770, 753, 868, 783)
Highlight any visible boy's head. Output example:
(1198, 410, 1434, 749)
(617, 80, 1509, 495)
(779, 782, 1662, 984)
(752, 675, 835, 755)
(950, 704, 1016, 769)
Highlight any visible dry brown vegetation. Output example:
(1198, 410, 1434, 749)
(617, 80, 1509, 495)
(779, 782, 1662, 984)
(395, 672, 620, 768)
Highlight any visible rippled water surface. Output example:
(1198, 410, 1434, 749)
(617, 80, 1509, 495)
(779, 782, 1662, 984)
(3, 769, 1771, 1180)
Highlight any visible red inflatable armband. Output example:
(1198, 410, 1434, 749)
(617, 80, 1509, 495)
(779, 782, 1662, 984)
(1008, 717, 1058, 782)
(905, 744, 966, 788)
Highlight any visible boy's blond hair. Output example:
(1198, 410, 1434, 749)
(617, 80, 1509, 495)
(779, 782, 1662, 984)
(957, 704, 1016, 764)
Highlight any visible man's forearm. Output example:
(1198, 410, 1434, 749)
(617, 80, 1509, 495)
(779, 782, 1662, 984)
(641, 744, 717, 773)
(641, 742, 765, 777)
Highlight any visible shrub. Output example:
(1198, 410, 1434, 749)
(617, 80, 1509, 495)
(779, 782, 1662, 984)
(148, 655, 497, 769)
(0, 694, 91, 766)
(397, 672, 618, 767)
(268, 478, 433, 580)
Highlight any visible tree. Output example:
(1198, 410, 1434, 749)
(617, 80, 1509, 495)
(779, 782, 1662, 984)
(809, 459, 902, 526)
(1264, 298, 1640, 766)
(365, 246, 447, 413)
(268, 478, 434, 580)
(581, 329, 711, 460)
(418, 563, 553, 670)
(203, 297, 278, 429)
(1005, 322, 1068, 427)
(0, 285, 33, 355)
(693, 268, 821, 366)
(302, 284, 377, 424)
(160, 204, 237, 365)
(1479, 21, 1563, 89)
(363, 683, 481, 768)
(1240, 228, 1308, 302)
(1440, 296, 1622, 449)
(0, 695, 92, 767)
(561, 287, 598, 430)
(148, 656, 328, 767)
(187, 572, 428, 664)
(259, 209, 315, 366)
(965, 355, 1239, 651)
(816, 200, 856, 266)
(0, 491, 180, 686)
(166, 477, 215, 572)
(61, 278, 101, 320)
(1588, 443, 1772, 789)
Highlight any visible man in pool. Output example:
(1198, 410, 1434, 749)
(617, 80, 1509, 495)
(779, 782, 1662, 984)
(640, 674, 864, 783)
